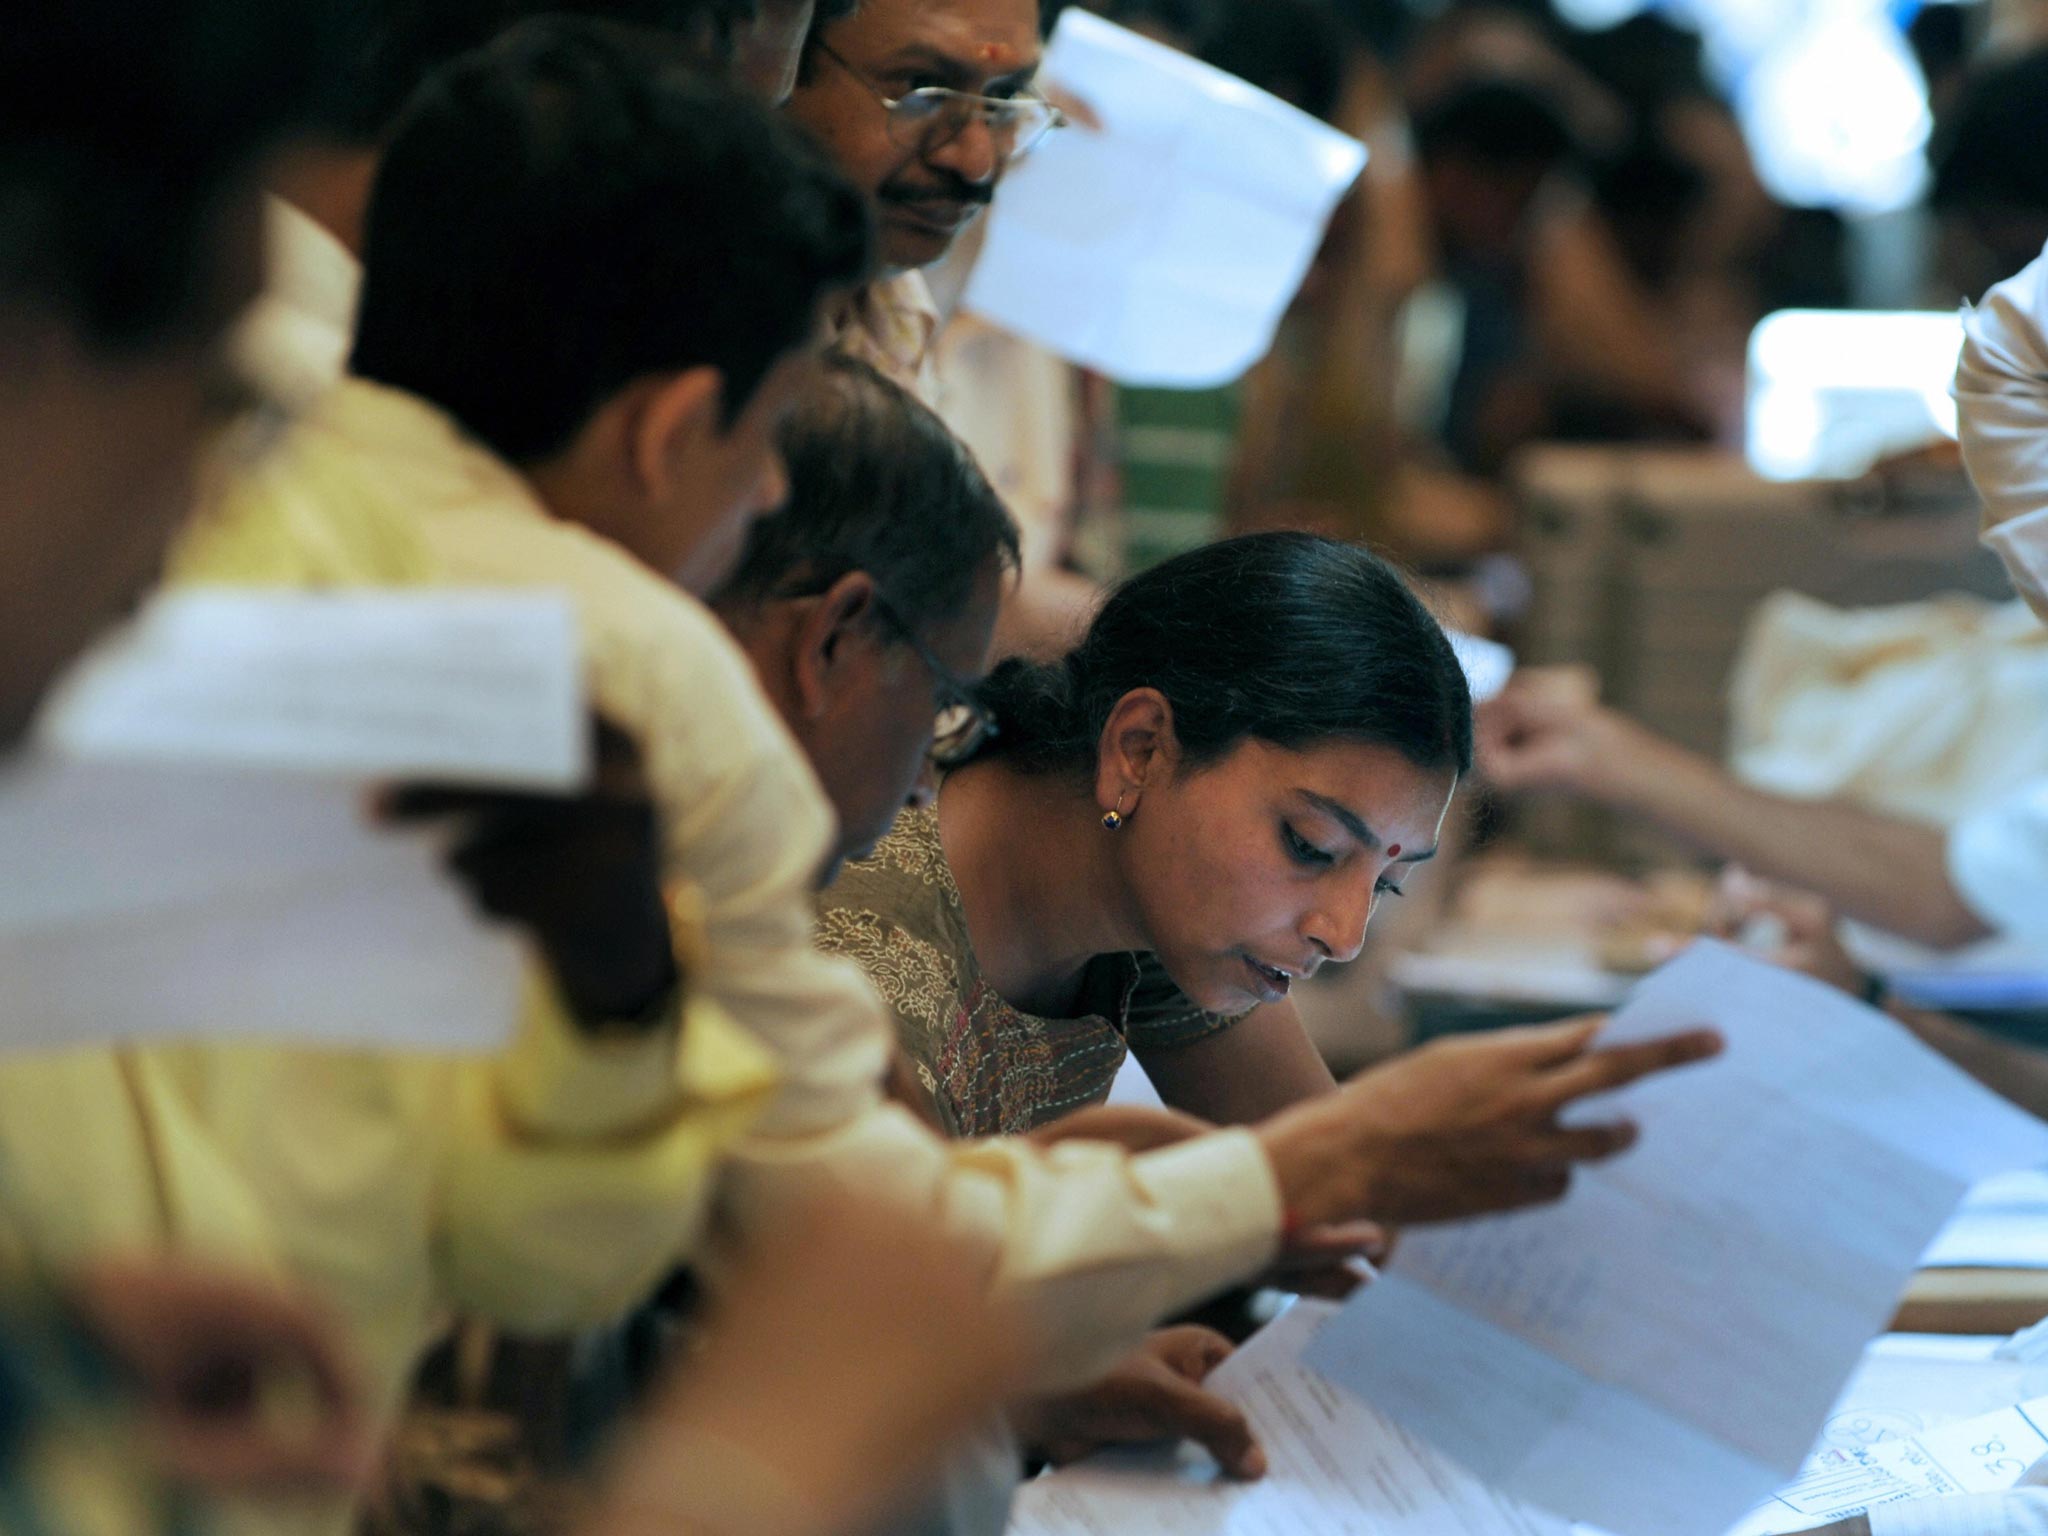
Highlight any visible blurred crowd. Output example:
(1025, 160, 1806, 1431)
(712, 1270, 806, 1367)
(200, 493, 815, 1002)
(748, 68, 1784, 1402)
(16, 1, 2048, 1535)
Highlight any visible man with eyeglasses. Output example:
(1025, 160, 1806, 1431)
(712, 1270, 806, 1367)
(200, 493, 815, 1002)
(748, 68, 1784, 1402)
(714, 353, 1016, 879)
(785, 0, 1064, 398)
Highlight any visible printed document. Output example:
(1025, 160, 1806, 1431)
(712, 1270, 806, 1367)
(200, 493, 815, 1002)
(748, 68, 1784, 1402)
(1305, 943, 2048, 1536)
(1008, 1301, 1565, 1536)
(963, 10, 1365, 387)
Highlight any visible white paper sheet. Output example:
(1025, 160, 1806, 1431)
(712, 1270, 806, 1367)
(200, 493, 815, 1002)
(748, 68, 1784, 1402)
(0, 759, 524, 1053)
(0, 589, 592, 1055)
(40, 589, 588, 790)
(962, 11, 1366, 387)
(1305, 943, 2048, 1536)
(1008, 1301, 1567, 1536)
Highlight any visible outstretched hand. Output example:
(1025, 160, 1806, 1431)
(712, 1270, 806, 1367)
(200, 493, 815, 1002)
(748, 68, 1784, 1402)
(1261, 1015, 1722, 1230)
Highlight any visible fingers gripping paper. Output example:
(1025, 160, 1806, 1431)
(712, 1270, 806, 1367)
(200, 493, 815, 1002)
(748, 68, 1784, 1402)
(962, 11, 1366, 388)
(1305, 943, 2048, 1536)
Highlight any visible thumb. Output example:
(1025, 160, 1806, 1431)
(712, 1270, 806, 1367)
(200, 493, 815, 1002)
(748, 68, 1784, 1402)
(1152, 1375, 1265, 1481)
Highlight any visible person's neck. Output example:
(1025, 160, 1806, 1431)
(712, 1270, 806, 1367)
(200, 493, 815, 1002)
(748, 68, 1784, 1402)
(269, 144, 379, 256)
(520, 455, 646, 566)
(937, 761, 1147, 1016)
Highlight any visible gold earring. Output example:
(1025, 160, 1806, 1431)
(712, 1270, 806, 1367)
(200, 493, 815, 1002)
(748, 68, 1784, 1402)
(1102, 791, 1128, 831)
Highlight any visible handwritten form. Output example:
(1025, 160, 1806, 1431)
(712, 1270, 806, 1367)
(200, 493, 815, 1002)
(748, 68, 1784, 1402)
(1305, 943, 2048, 1536)
(1009, 1301, 1567, 1536)
(963, 11, 1366, 387)
(2, 590, 590, 1054)
(1733, 1396, 2048, 1535)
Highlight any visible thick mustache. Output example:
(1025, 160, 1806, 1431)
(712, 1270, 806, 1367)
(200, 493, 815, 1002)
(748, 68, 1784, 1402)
(880, 180, 993, 209)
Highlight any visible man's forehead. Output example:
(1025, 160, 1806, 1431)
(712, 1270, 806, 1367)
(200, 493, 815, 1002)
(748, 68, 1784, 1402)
(832, 0, 1042, 82)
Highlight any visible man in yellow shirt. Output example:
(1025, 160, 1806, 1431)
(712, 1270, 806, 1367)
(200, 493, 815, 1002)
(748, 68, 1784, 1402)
(324, 11, 1714, 1390)
(0, 26, 834, 1536)
(0, 0, 394, 1523)
(1, 28, 1718, 1536)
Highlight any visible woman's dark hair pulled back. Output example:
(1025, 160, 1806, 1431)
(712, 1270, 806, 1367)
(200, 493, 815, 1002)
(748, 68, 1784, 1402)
(975, 532, 1472, 779)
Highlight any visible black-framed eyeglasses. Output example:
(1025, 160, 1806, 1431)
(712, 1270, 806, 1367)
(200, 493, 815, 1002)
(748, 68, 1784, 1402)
(816, 39, 1068, 159)
(871, 593, 999, 768)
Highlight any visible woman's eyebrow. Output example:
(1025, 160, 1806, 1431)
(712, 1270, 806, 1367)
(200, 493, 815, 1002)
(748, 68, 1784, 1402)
(1299, 790, 1378, 850)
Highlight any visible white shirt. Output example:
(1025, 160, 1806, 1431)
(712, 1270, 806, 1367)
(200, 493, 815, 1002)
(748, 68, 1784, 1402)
(1959, 241, 2048, 625)
(235, 198, 360, 410)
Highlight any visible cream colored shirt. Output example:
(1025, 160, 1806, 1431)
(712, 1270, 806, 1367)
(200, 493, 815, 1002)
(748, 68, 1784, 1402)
(305, 378, 1283, 1388)
(830, 270, 945, 406)
(234, 197, 360, 412)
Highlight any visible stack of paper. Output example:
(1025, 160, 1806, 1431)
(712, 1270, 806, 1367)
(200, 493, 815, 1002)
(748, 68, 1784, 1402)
(1303, 943, 2048, 1536)
(3, 589, 590, 1055)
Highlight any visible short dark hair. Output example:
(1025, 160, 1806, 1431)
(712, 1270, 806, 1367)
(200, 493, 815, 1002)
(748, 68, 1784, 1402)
(715, 353, 1021, 632)
(340, 0, 760, 140)
(351, 16, 872, 464)
(1, 0, 347, 350)
(975, 532, 1473, 779)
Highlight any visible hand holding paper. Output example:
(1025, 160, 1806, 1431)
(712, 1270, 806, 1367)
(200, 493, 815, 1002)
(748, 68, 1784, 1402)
(1306, 943, 2048, 1536)
(1260, 1013, 1721, 1232)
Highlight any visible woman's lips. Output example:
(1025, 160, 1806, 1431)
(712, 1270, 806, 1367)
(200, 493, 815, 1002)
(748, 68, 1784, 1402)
(1243, 954, 1293, 1003)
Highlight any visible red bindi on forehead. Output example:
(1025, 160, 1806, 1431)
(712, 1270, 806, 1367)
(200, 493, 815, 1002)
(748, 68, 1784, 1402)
(1386, 845, 1402, 859)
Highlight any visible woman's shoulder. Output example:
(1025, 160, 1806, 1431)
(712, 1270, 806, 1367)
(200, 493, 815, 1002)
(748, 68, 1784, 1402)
(819, 806, 960, 921)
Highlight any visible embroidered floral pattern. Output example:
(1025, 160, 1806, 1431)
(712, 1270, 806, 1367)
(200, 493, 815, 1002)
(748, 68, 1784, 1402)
(816, 807, 1238, 1138)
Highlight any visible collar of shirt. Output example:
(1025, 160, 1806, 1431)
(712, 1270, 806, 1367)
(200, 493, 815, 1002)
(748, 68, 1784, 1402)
(830, 270, 944, 407)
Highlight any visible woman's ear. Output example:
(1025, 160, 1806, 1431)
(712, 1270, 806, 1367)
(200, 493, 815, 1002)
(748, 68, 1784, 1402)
(628, 366, 725, 501)
(1094, 687, 1177, 815)
(792, 570, 880, 720)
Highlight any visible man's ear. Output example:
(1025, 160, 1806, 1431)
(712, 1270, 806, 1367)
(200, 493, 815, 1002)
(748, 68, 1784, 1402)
(792, 570, 881, 720)
(1094, 687, 1177, 816)
(628, 366, 726, 502)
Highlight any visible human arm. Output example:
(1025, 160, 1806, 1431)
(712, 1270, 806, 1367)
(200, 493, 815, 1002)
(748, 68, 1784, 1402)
(1135, 999, 1337, 1127)
(1711, 872, 2048, 1120)
(640, 588, 1721, 1386)
(590, 1192, 1028, 1536)
(1477, 677, 1992, 950)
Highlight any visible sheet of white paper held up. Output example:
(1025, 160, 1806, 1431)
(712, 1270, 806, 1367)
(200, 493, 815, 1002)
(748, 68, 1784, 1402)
(1, 589, 593, 1055)
(40, 588, 589, 789)
(1008, 1301, 1568, 1536)
(1305, 942, 2048, 1536)
(961, 10, 1367, 388)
